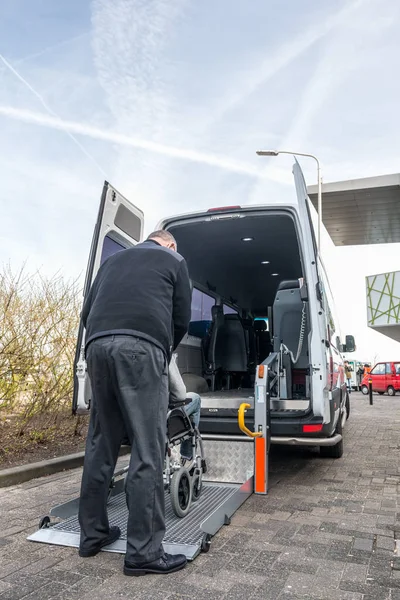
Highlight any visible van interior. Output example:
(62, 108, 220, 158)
(168, 210, 312, 421)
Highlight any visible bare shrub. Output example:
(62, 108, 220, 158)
(0, 264, 81, 427)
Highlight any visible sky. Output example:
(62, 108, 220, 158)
(1, 0, 400, 362)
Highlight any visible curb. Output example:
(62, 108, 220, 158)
(0, 446, 131, 488)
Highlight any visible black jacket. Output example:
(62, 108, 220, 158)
(82, 240, 191, 358)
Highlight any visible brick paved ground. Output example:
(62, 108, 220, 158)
(2, 392, 400, 599)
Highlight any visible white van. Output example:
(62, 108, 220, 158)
(73, 161, 355, 459)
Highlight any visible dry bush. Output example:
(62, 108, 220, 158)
(0, 264, 82, 428)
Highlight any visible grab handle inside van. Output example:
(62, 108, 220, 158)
(238, 403, 262, 438)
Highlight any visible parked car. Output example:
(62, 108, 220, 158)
(361, 362, 400, 396)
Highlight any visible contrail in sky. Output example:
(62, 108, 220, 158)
(0, 104, 291, 183)
(0, 54, 106, 176)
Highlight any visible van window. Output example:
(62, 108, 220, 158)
(188, 288, 215, 339)
(223, 304, 237, 315)
(101, 235, 126, 265)
(386, 363, 392, 374)
(395, 363, 400, 375)
(371, 363, 385, 375)
(191, 289, 215, 322)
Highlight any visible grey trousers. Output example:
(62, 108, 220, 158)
(78, 335, 168, 565)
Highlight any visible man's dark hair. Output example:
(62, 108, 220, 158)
(147, 230, 177, 246)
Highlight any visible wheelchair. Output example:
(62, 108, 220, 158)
(108, 398, 207, 518)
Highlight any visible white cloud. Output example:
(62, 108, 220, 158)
(202, 0, 369, 129)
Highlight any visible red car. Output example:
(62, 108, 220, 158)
(361, 362, 400, 396)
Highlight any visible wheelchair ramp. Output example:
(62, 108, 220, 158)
(28, 480, 251, 560)
(28, 439, 254, 560)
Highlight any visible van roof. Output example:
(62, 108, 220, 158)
(156, 202, 300, 231)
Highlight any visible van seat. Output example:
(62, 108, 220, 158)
(273, 280, 308, 369)
(203, 305, 224, 372)
(254, 320, 273, 363)
(215, 314, 248, 374)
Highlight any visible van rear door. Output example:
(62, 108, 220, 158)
(292, 160, 327, 419)
(72, 181, 144, 414)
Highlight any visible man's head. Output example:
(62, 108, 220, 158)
(147, 230, 177, 252)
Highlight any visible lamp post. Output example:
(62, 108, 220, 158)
(256, 150, 322, 253)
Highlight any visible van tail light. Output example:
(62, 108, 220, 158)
(303, 424, 324, 433)
(207, 206, 241, 212)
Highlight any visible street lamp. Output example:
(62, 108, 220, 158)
(256, 150, 322, 253)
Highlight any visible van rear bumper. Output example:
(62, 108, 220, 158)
(271, 434, 342, 447)
(199, 414, 337, 440)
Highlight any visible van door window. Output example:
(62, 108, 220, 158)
(386, 363, 393, 374)
(395, 363, 400, 375)
(100, 235, 127, 265)
(189, 289, 215, 338)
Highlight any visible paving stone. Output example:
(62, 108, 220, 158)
(0, 581, 12, 594)
(222, 583, 260, 599)
(342, 563, 367, 582)
(284, 572, 315, 595)
(352, 537, 374, 552)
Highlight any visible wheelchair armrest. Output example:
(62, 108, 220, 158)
(168, 398, 191, 410)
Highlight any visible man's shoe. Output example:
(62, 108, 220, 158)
(79, 526, 121, 557)
(124, 552, 187, 576)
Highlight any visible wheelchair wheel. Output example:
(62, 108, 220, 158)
(170, 468, 192, 518)
(192, 471, 202, 502)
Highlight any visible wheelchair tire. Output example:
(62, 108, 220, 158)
(170, 468, 192, 518)
(192, 472, 202, 502)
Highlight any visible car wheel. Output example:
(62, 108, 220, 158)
(320, 413, 343, 459)
(345, 393, 350, 419)
(388, 386, 396, 397)
(361, 385, 369, 395)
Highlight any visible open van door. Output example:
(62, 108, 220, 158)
(72, 182, 144, 414)
(292, 159, 328, 419)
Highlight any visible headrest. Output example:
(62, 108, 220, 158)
(211, 304, 223, 319)
(224, 313, 240, 321)
(241, 318, 253, 328)
(254, 320, 267, 331)
(277, 280, 300, 292)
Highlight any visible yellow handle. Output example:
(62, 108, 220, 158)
(238, 403, 262, 438)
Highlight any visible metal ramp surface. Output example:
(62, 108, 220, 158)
(28, 439, 254, 560)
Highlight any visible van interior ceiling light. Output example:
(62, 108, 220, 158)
(261, 260, 270, 264)
(271, 273, 279, 276)
(241, 237, 254, 242)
